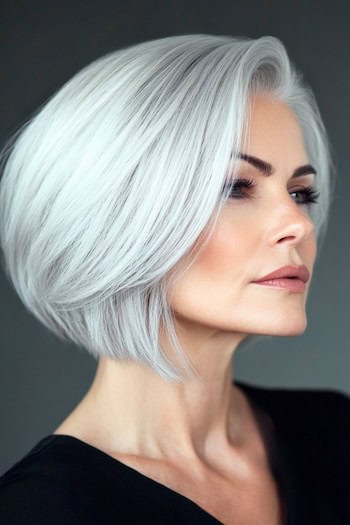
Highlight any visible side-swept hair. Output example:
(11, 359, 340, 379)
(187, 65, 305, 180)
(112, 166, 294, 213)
(0, 34, 336, 382)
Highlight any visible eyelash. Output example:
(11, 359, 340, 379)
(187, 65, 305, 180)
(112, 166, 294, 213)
(223, 177, 320, 206)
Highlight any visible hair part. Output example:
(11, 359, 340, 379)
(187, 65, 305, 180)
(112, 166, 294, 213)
(0, 34, 336, 382)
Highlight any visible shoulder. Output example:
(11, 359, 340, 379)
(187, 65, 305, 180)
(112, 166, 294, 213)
(270, 384, 349, 426)
(0, 435, 140, 524)
(237, 380, 350, 443)
(0, 436, 94, 524)
(237, 379, 349, 416)
(254, 384, 350, 518)
(0, 435, 198, 525)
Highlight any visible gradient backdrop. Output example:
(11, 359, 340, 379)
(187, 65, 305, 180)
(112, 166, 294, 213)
(1, 0, 349, 476)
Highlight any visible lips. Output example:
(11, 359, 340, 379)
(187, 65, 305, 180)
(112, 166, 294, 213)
(253, 265, 310, 284)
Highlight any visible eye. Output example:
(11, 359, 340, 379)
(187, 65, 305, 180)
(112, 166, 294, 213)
(222, 178, 256, 199)
(222, 178, 320, 207)
(290, 186, 320, 206)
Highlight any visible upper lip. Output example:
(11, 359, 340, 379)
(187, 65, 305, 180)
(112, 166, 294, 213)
(253, 264, 310, 283)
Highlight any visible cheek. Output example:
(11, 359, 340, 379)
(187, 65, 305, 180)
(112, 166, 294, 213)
(192, 218, 254, 282)
(169, 204, 261, 297)
(168, 217, 256, 322)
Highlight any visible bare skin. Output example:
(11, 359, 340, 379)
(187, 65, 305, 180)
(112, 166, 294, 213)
(54, 94, 317, 524)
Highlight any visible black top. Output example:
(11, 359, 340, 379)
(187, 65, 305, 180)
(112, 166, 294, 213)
(0, 380, 349, 524)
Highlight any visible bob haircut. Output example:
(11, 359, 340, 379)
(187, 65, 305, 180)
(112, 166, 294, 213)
(0, 34, 336, 383)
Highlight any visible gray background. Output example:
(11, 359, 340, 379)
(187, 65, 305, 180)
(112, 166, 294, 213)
(1, 0, 349, 476)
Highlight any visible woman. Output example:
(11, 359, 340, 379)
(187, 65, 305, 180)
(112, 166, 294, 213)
(0, 34, 348, 525)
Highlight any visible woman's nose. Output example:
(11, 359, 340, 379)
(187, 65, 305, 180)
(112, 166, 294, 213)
(265, 202, 315, 247)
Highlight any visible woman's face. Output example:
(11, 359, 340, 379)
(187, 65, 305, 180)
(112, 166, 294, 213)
(169, 95, 317, 340)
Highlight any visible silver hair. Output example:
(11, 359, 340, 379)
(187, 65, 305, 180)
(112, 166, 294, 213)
(0, 34, 336, 382)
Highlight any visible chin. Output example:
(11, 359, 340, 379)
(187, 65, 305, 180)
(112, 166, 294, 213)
(264, 319, 308, 337)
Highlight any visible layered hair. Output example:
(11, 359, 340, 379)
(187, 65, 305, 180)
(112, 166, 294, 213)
(0, 34, 335, 382)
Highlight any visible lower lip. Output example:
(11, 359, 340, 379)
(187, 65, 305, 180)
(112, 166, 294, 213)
(252, 278, 306, 292)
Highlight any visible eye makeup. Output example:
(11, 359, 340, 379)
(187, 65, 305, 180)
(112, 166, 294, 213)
(222, 177, 320, 206)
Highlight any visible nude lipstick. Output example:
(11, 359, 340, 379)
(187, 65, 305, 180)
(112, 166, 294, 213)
(252, 265, 310, 292)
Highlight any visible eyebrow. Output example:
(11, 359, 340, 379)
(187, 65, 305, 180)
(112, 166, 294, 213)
(233, 152, 317, 178)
